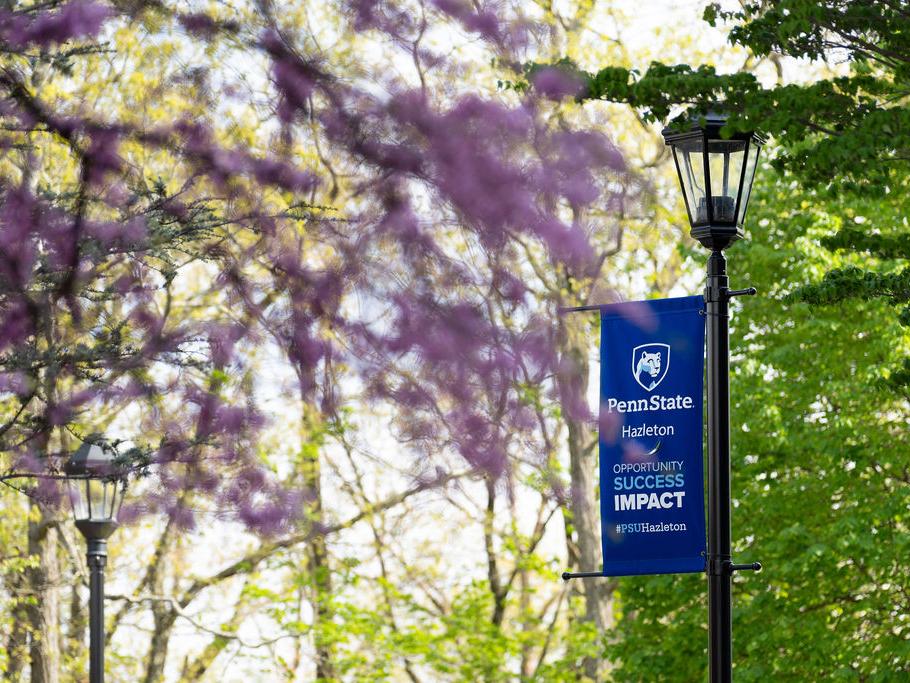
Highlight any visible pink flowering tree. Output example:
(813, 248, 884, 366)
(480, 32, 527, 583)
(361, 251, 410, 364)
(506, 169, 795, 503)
(0, 0, 629, 677)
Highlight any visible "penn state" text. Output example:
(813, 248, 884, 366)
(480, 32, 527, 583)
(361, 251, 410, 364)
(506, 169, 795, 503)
(605, 394, 694, 413)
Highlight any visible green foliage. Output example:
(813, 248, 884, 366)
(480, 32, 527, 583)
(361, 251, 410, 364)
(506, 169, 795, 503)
(793, 212, 910, 344)
(542, 1, 910, 194)
(794, 266, 910, 309)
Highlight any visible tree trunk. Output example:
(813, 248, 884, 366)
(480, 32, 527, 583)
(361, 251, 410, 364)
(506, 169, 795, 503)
(141, 521, 180, 683)
(6, 571, 30, 680)
(65, 581, 87, 674)
(142, 608, 178, 683)
(556, 312, 615, 679)
(302, 422, 337, 682)
(483, 477, 507, 627)
(26, 504, 61, 683)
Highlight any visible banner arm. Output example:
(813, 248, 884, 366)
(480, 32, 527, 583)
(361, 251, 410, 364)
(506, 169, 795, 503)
(557, 304, 608, 314)
(561, 570, 606, 581)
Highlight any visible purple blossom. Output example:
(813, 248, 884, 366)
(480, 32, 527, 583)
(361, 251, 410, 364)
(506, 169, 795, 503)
(531, 67, 585, 100)
(432, 0, 501, 42)
(167, 503, 196, 531)
(178, 12, 221, 38)
(11, 1, 112, 47)
(84, 128, 123, 185)
(347, 0, 381, 31)
(363, 141, 423, 174)
(117, 501, 145, 525)
(377, 200, 438, 256)
(599, 408, 622, 445)
(610, 300, 660, 332)
(207, 322, 247, 367)
(0, 371, 29, 395)
(13, 452, 43, 474)
(343, 0, 420, 37)
(556, 355, 593, 422)
(31, 477, 63, 507)
(0, 300, 34, 354)
(534, 218, 594, 270)
(212, 405, 254, 434)
(248, 157, 318, 193)
(175, 118, 319, 193)
(447, 407, 508, 477)
(512, 403, 537, 431)
(622, 438, 659, 465)
(492, 267, 527, 303)
(261, 30, 320, 123)
(236, 488, 302, 536)
(272, 58, 316, 117)
(84, 217, 147, 246)
(0, 186, 39, 288)
(515, 321, 558, 370)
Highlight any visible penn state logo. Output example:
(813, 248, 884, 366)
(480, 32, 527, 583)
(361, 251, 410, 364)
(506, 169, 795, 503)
(632, 343, 670, 391)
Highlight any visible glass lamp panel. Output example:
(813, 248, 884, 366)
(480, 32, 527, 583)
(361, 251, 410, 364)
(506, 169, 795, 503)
(87, 478, 106, 520)
(101, 480, 118, 520)
(67, 479, 89, 520)
(706, 138, 747, 223)
(672, 137, 707, 224)
(84, 479, 93, 519)
(737, 141, 761, 225)
(107, 482, 123, 520)
(116, 483, 126, 519)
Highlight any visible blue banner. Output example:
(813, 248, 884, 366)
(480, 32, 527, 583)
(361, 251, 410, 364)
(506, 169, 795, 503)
(598, 295, 706, 576)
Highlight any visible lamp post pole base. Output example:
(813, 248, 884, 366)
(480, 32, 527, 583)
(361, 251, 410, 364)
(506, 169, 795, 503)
(87, 538, 107, 683)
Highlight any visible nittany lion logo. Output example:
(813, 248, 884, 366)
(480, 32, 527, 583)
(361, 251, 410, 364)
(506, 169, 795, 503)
(632, 343, 670, 391)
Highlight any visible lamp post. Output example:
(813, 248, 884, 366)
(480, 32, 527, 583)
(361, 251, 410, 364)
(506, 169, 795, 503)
(64, 440, 127, 683)
(662, 112, 764, 683)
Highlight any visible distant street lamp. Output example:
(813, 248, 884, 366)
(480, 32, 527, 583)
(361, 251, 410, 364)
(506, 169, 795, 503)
(65, 440, 127, 683)
(663, 111, 765, 683)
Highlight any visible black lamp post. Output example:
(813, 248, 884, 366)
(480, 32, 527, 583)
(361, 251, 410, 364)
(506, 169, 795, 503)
(663, 112, 764, 683)
(65, 440, 126, 683)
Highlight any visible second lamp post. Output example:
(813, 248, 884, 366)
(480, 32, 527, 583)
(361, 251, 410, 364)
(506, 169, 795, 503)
(65, 440, 127, 683)
(663, 111, 764, 683)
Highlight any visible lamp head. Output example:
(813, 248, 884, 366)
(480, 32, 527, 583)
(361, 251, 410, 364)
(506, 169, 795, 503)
(65, 440, 126, 541)
(662, 111, 765, 250)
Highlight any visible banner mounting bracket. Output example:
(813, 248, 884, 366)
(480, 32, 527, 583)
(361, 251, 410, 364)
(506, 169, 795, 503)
(561, 571, 606, 581)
